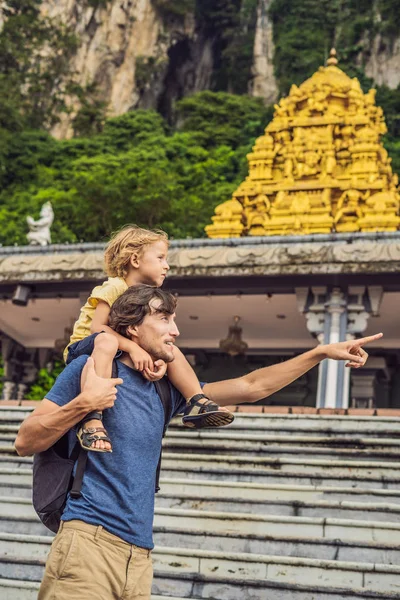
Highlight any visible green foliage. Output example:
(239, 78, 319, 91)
(197, 0, 258, 94)
(377, 85, 400, 138)
(0, 93, 272, 244)
(0, 0, 79, 131)
(135, 56, 167, 92)
(176, 91, 273, 149)
(72, 85, 108, 138)
(377, 0, 400, 39)
(26, 361, 65, 401)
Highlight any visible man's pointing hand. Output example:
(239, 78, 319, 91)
(320, 332, 383, 368)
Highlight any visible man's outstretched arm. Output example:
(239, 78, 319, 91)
(203, 333, 383, 406)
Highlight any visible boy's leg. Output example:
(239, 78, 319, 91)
(79, 333, 119, 451)
(167, 347, 234, 429)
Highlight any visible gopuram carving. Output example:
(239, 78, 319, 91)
(205, 49, 400, 238)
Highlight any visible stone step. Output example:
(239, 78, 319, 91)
(154, 525, 400, 564)
(0, 408, 33, 421)
(1, 533, 400, 598)
(4, 470, 400, 507)
(5, 429, 400, 462)
(5, 421, 400, 451)
(2, 460, 400, 491)
(0, 578, 39, 600)
(162, 436, 400, 461)
(166, 430, 400, 449)
(159, 478, 400, 505)
(156, 491, 400, 522)
(161, 466, 400, 488)
(4, 406, 400, 436)
(1, 498, 400, 547)
(0, 470, 32, 487)
(7, 452, 400, 480)
(161, 453, 400, 488)
(0, 580, 186, 600)
(170, 413, 400, 435)
(0, 457, 32, 472)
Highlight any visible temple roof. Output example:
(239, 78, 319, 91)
(1, 232, 400, 287)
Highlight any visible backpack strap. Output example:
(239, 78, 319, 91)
(69, 358, 120, 499)
(154, 377, 172, 493)
(69, 445, 88, 499)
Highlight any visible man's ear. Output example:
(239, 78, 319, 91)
(129, 253, 140, 269)
(127, 325, 139, 340)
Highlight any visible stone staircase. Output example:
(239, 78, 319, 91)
(1, 407, 400, 598)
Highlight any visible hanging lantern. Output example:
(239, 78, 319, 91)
(219, 316, 248, 356)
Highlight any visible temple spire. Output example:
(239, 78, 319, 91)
(326, 47, 338, 67)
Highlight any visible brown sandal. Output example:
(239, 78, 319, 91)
(77, 426, 112, 453)
(182, 394, 234, 429)
(77, 411, 112, 453)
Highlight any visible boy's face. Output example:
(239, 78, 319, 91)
(134, 240, 169, 287)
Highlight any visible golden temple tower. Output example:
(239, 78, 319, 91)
(205, 49, 400, 238)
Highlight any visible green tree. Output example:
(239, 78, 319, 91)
(0, 0, 78, 131)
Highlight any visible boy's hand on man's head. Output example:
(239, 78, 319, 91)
(82, 357, 123, 410)
(128, 344, 154, 372)
(142, 359, 168, 382)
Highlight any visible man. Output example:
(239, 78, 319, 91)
(15, 284, 382, 600)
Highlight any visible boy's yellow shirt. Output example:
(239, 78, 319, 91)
(63, 277, 128, 362)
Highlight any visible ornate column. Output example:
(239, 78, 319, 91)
(296, 286, 383, 409)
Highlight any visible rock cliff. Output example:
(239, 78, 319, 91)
(37, 0, 278, 137)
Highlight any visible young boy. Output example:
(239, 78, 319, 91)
(64, 225, 234, 452)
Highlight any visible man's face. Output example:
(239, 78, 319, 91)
(128, 299, 179, 362)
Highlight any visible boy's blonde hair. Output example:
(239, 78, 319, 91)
(104, 225, 169, 278)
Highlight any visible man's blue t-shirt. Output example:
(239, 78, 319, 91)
(46, 355, 186, 549)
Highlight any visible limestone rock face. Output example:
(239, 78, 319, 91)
(249, 0, 278, 104)
(38, 0, 280, 138)
(363, 34, 400, 88)
(41, 0, 190, 138)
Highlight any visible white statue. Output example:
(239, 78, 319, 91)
(26, 202, 54, 246)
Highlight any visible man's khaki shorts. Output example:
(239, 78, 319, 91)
(38, 520, 153, 600)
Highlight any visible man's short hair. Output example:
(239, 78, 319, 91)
(109, 284, 177, 338)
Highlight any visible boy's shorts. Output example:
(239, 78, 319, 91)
(65, 332, 100, 365)
(66, 332, 122, 366)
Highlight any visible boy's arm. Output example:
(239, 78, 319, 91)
(91, 300, 153, 370)
(203, 334, 382, 406)
(15, 358, 123, 456)
(91, 301, 133, 353)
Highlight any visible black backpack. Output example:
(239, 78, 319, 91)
(32, 362, 172, 533)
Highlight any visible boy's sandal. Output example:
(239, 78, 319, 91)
(182, 394, 234, 429)
(77, 412, 112, 453)
(77, 426, 113, 452)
